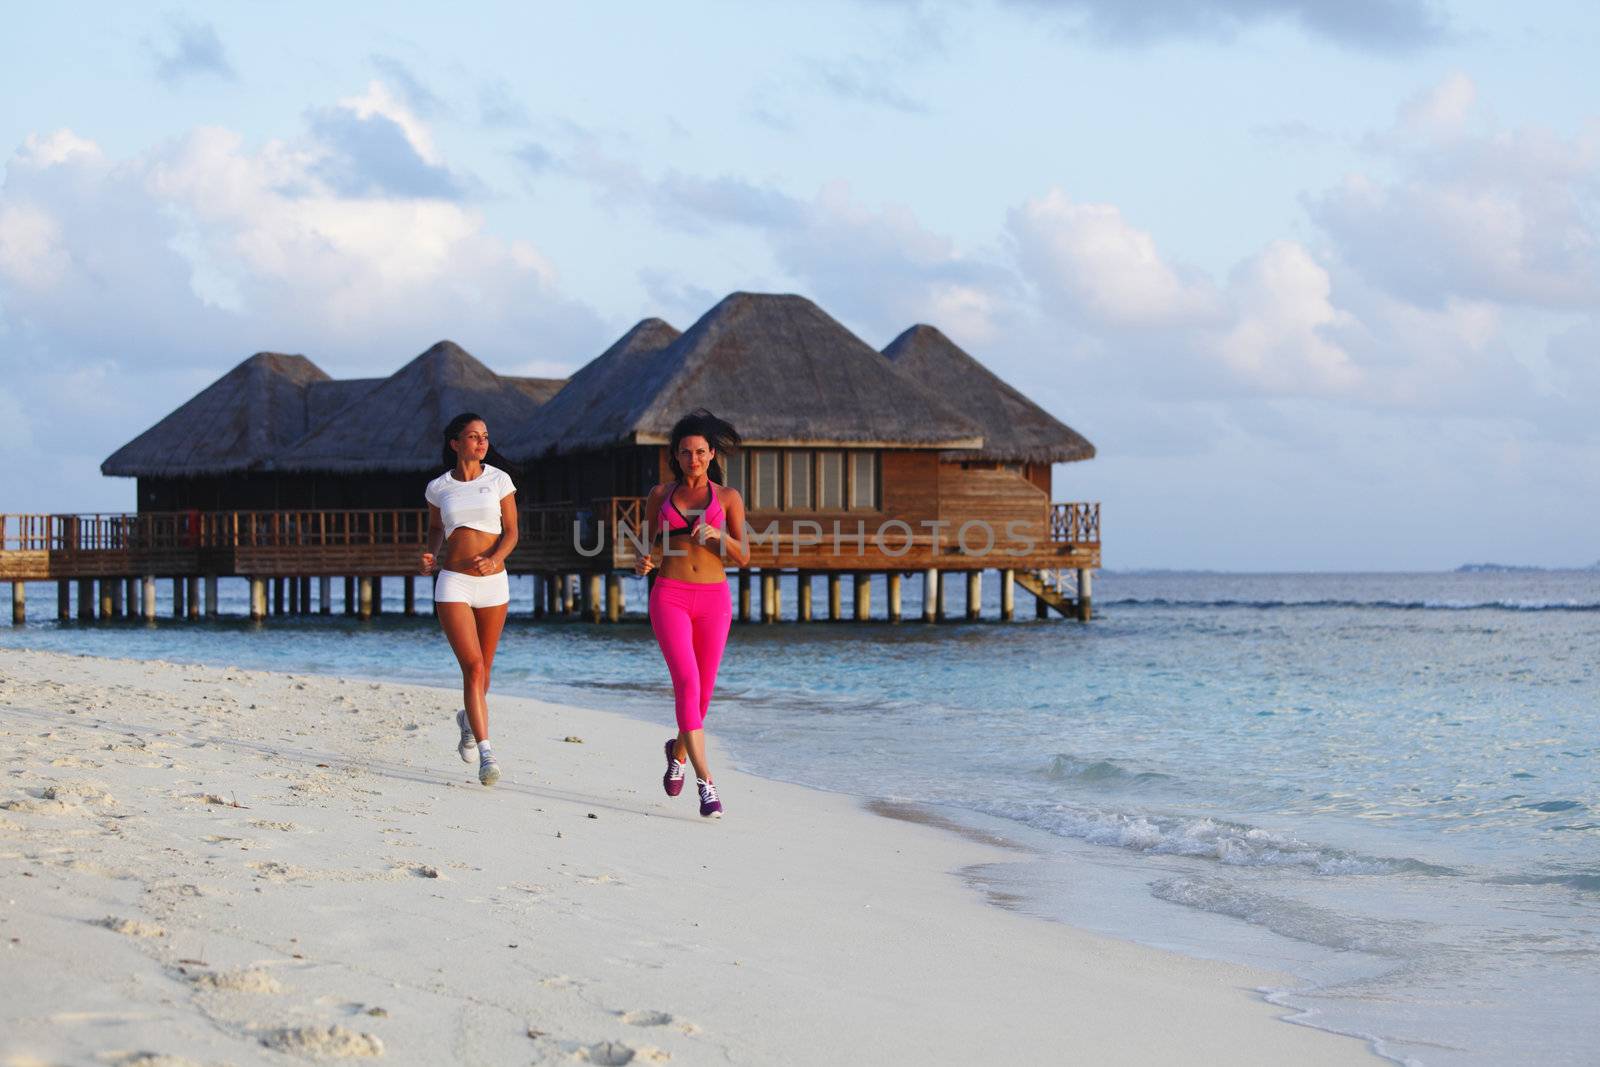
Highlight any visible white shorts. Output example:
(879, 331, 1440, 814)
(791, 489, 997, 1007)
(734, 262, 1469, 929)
(434, 569, 510, 609)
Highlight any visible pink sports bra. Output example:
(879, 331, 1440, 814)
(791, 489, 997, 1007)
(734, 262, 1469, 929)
(660, 482, 725, 537)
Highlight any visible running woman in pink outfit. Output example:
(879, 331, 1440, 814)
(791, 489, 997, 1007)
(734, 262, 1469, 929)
(634, 410, 749, 818)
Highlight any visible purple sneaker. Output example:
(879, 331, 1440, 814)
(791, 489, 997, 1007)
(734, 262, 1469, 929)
(662, 738, 686, 797)
(697, 778, 722, 819)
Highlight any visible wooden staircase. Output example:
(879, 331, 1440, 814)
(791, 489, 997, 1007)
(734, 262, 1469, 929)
(1015, 569, 1083, 619)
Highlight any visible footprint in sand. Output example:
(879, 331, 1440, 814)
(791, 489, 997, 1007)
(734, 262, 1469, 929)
(259, 1025, 384, 1058)
(576, 1041, 671, 1064)
(250, 819, 298, 832)
(95, 915, 166, 938)
(190, 968, 285, 994)
(106, 1053, 205, 1067)
(619, 1011, 673, 1027)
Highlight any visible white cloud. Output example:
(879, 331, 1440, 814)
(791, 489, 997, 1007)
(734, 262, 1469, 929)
(20, 129, 102, 167)
(1215, 241, 1359, 392)
(1009, 189, 1221, 329)
(0, 201, 70, 290)
(0, 98, 604, 512)
(337, 81, 442, 163)
(1317, 74, 1600, 310)
(1397, 70, 1476, 139)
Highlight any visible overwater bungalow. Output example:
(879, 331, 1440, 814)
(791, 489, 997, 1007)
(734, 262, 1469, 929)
(104, 341, 562, 511)
(2, 293, 1098, 625)
(502, 292, 1100, 622)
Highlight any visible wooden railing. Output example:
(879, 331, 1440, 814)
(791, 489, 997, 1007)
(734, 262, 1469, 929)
(1049, 502, 1100, 544)
(3, 499, 1100, 559)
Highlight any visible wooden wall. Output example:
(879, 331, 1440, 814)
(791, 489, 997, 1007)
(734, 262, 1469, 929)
(936, 462, 1049, 548)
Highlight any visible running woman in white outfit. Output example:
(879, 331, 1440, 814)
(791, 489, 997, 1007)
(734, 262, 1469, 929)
(420, 413, 519, 785)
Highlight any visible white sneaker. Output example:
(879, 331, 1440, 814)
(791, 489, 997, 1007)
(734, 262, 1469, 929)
(479, 751, 501, 786)
(455, 710, 478, 764)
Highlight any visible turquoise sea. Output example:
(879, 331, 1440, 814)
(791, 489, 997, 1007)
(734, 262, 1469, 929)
(6, 570, 1598, 1064)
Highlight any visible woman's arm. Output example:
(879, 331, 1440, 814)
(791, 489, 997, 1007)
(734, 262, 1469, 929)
(714, 487, 752, 567)
(481, 492, 519, 574)
(420, 505, 444, 575)
(635, 484, 665, 575)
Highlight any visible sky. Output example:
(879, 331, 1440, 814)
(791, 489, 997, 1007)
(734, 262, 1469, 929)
(1, 0, 1596, 570)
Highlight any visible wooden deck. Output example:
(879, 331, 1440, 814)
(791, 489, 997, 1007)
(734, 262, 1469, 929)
(2, 501, 1099, 623)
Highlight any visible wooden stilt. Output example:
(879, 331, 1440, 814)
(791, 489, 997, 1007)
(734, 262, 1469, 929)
(298, 576, 311, 614)
(317, 576, 330, 615)
(125, 577, 138, 613)
(58, 580, 70, 620)
(404, 575, 416, 616)
(1036, 586, 1049, 619)
(966, 571, 982, 621)
(853, 572, 871, 621)
(273, 577, 285, 616)
(188, 576, 202, 619)
(250, 577, 267, 620)
(76, 578, 94, 620)
(564, 574, 577, 615)
(887, 572, 902, 623)
(738, 571, 751, 622)
(11, 581, 25, 625)
(99, 579, 114, 619)
(207, 575, 220, 616)
(287, 576, 298, 614)
(828, 573, 842, 621)
(358, 577, 373, 619)
(344, 575, 355, 615)
(585, 573, 602, 623)
(797, 570, 813, 621)
(761, 571, 776, 623)
(606, 573, 623, 622)
(1076, 568, 1092, 622)
(1001, 569, 1015, 621)
(108, 578, 123, 618)
(534, 574, 546, 618)
(922, 569, 938, 623)
(142, 576, 157, 621)
(171, 576, 185, 618)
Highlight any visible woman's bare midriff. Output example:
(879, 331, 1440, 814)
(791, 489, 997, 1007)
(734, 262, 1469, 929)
(440, 528, 503, 574)
(659, 539, 726, 584)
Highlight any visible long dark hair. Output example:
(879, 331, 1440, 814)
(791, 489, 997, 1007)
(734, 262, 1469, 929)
(667, 408, 741, 485)
(441, 411, 517, 473)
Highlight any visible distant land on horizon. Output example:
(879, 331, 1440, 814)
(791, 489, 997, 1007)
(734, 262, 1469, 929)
(1455, 562, 1600, 573)
(1099, 564, 1600, 576)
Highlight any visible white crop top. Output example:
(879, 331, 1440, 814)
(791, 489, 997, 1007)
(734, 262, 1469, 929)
(425, 464, 516, 539)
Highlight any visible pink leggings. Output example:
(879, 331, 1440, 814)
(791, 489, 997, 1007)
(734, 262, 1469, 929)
(649, 577, 732, 732)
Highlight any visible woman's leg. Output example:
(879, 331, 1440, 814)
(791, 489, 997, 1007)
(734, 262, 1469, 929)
(474, 602, 509, 696)
(438, 602, 488, 741)
(650, 584, 703, 750)
(681, 585, 732, 782)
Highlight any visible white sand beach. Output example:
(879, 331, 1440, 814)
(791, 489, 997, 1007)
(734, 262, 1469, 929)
(0, 648, 1377, 1066)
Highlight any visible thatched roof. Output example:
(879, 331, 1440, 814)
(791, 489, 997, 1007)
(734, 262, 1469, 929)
(306, 378, 383, 426)
(271, 341, 557, 474)
(498, 317, 683, 458)
(503, 293, 983, 459)
(882, 325, 1095, 464)
(506, 376, 567, 406)
(102, 352, 330, 477)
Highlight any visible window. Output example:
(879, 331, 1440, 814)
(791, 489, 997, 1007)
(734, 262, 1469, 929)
(850, 451, 878, 510)
(753, 451, 780, 510)
(787, 451, 813, 510)
(722, 451, 747, 498)
(817, 451, 844, 510)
